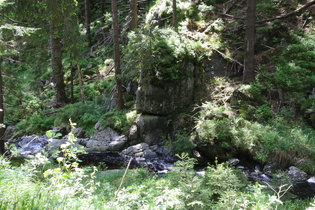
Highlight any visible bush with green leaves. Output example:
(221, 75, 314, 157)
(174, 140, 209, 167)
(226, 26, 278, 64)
(100, 110, 138, 134)
(16, 113, 54, 135)
(195, 99, 315, 169)
(165, 132, 196, 155)
(124, 28, 197, 83)
(275, 33, 315, 98)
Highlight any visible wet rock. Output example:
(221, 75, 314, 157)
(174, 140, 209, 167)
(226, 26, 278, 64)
(288, 166, 308, 183)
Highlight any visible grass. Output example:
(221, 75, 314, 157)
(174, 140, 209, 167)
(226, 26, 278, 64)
(0, 153, 314, 210)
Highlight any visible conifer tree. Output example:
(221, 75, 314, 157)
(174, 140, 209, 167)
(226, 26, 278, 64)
(173, 0, 178, 32)
(112, 0, 124, 110)
(85, 0, 92, 50)
(130, 0, 138, 30)
(243, 0, 256, 84)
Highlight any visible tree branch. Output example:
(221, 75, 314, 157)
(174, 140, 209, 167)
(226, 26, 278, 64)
(257, 0, 315, 23)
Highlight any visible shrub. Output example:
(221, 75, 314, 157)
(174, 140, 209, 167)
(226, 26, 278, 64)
(124, 28, 196, 83)
(16, 113, 54, 135)
(54, 102, 105, 135)
(275, 33, 315, 98)
(165, 132, 196, 155)
(100, 110, 138, 134)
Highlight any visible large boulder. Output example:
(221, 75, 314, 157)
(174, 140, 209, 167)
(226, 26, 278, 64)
(288, 166, 308, 183)
(7, 135, 49, 157)
(86, 127, 128, 152)
(136, 62, 195, 116)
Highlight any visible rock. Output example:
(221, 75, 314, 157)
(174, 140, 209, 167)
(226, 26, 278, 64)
(2, 125, 16, 141)
(229, 158, 240, 166)
(47, 138, 67, 154)
(94, 120, 104, 132)
(128, 124, 139, 145)
(86, 127, 128, 152)
(137, 115, 172, 145)
(288, 166, 308, 183)
(136, 62, 195, 116)
(72, 127, 85, 138)
(122, 143, 157, 158)
(263, 162, 278, 176)
(8, 135, 49, 157)
(85, 140, 109, 152)
(204, 53, 229, 77)
(108, 135, 128, 151)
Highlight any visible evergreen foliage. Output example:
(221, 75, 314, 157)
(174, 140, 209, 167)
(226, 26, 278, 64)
(1, 0, 315, 207)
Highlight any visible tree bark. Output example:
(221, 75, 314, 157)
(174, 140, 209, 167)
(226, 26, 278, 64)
(100, 0, 105, 18)
(112, 0, 124, 110)
(0, 57, 5, 154)
(77, 64, 85, 104)
(243, 0, 256, 84)
(50, 19, 68, 106)
(257, 0, 315, 23)
(130, 0, 138, 30)
(85, 0, 92, 49)
(173, 0, 178, 32)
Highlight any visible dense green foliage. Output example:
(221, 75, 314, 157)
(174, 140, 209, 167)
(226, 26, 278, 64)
(0, 151, 312, 210)
(1, 0, 315, 208)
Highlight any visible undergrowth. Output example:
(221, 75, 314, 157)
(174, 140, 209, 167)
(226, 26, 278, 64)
(194, 77, 315, 173)
(0, 150, 312, 210)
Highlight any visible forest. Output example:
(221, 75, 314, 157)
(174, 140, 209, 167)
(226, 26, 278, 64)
(1, 0, 315, 209)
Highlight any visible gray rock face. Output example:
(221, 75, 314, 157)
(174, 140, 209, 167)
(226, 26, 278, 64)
(136, 62, 195, 116)
(86, 127, 128, 152)
(137, 115, 171, 145)
(288, 166, 308, 183)
(128, 124, 140, 145)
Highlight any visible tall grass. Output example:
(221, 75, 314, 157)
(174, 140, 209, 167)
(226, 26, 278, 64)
(0, 153, 313, 210)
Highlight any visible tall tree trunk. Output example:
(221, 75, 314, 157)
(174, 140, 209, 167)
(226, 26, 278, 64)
(173, 0, 178, 32)
(100, 0, 105, 18)
(50, 19, 68, 106)
(112, 0, 124, 110)
(85, 0, 92, 49)
(77, 64, 85, 104)
(0, 57, 5, 154)
(70, 64, 75, 103)
(243, 0, 256, 84)
(130, 0, 138, 30)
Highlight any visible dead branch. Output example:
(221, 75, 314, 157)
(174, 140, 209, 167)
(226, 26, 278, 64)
(257, 0, 315, 23)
